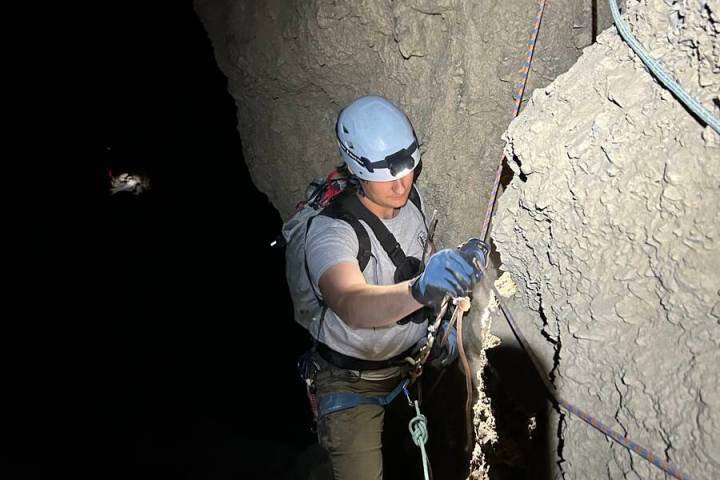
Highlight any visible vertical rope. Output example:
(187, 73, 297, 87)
(480, 0, 547, 242)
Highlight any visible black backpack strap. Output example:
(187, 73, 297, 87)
(319, 186, 426, 271)
(330, 192, 408, 268)
(409, 185, 421, 210)
(408, 185, 427, 233)
(320, 193, 373, 271)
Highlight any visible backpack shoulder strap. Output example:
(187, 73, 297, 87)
(409, 185, 421, 211)
(408, 185, 427, 231)
(326, 191, 408, 268)
(320, 193, 373, 271)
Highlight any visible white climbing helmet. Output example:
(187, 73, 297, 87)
(336, 95, 420, 182)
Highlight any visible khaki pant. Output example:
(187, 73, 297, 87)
(313, 352, 414, 480)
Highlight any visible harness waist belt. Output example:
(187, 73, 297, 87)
(317, 342, 415, 371)
(317, 378, 410, 418)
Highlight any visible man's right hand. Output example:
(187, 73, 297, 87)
(409, 248, 484, 308)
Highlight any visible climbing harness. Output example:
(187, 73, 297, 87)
(297, 349, 413, 421)
(609, 0, 720, 134)
(317, 378, 411, 418)
(310, 298, 458, 420)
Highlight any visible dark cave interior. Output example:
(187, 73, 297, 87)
(9, 3, 314, 479)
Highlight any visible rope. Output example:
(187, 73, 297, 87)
(481, 0, 547, 242)
(455, 310, 473, 452)
(609, 0, 720, 134)
(491, 286, 694, 480)
(446, 297, 474, 452)
(408, 399, 431, 480)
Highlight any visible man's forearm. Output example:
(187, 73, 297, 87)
(333, 281, 423, 329)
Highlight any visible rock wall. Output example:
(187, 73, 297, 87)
(493, 0, 720, 478)
(193, 0, 608, 248)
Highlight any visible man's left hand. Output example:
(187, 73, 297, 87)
(431, 320, 458, 368)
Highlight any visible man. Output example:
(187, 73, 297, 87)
(305, 95, 487, 479)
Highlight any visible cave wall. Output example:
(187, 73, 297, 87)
(492, 0, 720, 478)
(193, 0, 608, 248)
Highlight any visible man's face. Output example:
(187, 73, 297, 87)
(361, 170, 415, 216)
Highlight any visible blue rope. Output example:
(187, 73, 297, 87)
(609, 0, 720, 134)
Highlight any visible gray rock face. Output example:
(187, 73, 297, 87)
(493, 1, 720, 478)
(193, 0, 606, 248)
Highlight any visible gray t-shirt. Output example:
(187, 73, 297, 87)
(305, 190, 429, 361)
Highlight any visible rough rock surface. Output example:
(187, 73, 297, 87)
(493, 0, 720, 478)
(193, 0, 609, 248)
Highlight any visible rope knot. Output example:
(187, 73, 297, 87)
(408, 401, 429, 447)
(453, 296, 471, 313)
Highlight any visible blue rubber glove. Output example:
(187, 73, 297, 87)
(409, 248, 481, 308)
(431, 320, 458, 368)
(458, 238, 490, 274)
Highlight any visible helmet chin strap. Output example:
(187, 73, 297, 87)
(413, 159, 422, 181)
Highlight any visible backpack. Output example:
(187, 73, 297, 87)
(278, 169, 423, 331)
